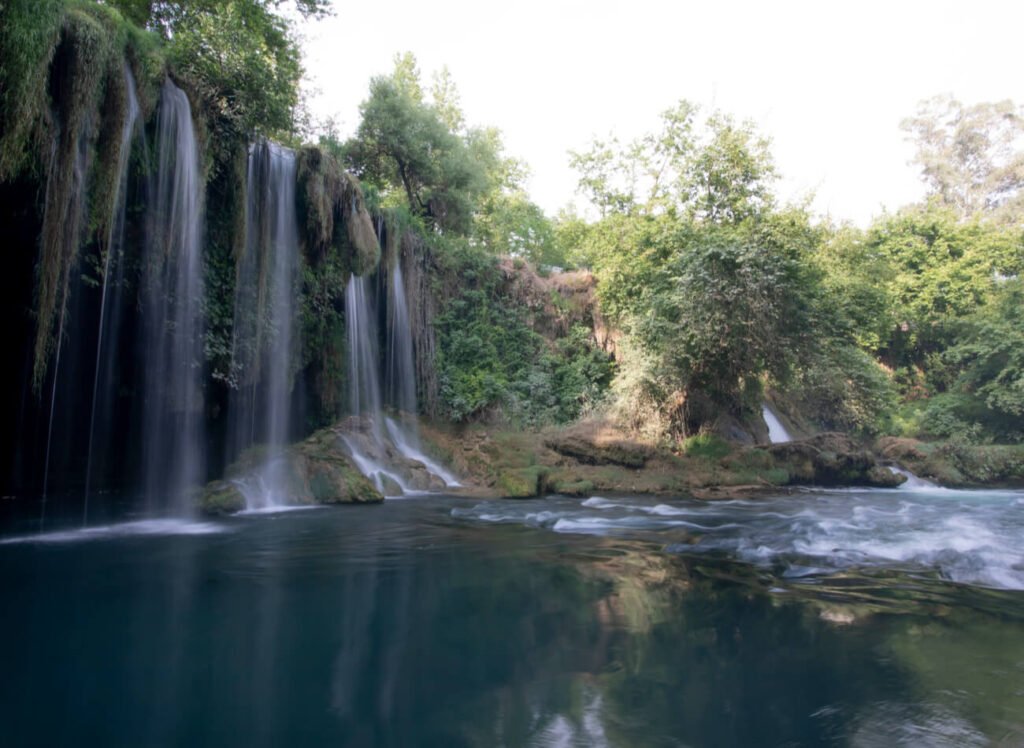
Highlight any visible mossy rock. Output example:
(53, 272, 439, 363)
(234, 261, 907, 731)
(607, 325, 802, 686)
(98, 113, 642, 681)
(306, 454, 382, 504)
(496, 467, 543, 498)
(550, 479, 594, 496)
(867, 466, 905, 488)
(199, 480, 246, 515)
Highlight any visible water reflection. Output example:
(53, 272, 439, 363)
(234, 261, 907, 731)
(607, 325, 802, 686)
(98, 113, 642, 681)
(0, 498, 1021, 746)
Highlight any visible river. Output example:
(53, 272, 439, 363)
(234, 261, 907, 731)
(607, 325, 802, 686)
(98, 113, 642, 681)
(1, 488, 1022, 746)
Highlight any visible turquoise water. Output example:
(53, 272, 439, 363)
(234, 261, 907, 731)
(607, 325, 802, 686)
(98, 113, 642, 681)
(1, 491, 1023, 746)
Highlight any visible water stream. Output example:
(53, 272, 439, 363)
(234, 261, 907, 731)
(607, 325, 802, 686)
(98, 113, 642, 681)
(140, 79, 205, 514)
(83, 65, 142, 524)
(342, 272, 459, 495)
(762, 403, 793, 443)
(228, 141, 300, 510)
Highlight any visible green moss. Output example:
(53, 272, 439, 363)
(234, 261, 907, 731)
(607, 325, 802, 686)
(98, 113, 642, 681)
(33, 7, 115, 390)
(296, 145, 380, 274)
(198, 480, 246, 515)
(496, 466, 542, 498)
(0, 0, 66, 180)
(682, 433, 732, 460)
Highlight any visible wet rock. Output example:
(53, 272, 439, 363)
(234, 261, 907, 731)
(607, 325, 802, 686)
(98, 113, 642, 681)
(868, 465, 906, 488)
(199, 480, 246, 515)
(379, 473, 404, 497)
(198, 426, 383, 514)
(766, 433, 896, 488)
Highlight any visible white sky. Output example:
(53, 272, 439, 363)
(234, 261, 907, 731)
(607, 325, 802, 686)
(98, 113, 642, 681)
(299, 0, 1024, 226)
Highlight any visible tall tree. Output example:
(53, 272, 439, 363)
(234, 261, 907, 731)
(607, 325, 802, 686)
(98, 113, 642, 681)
(902, 95, 1024, 224)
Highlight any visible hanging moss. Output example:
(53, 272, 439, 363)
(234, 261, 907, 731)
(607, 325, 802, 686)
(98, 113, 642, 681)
(342, 171, 380, 274)
(0, 0, 66, 181)
(295, 145, 380, 275)
(89, 53, 129, 246)
(32, 8, 114, 390)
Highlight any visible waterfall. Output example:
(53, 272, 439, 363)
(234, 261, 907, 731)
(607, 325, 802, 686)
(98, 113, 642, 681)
(384, 260, 460, 487)
(340, 266, 460, 495)
(343, 274, 408, 493)
(888, 466, 942, 490)
(346, 274, 384, 430)
(140, 79, 205, 514)
(762, 404, 793, 444)
(386, 262, 416, 415)
(82, 65, 142, 524)
(228, 141, 300, 510)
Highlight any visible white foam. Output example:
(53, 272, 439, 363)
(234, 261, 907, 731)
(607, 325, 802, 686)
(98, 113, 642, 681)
(0, 519, 227, 545)
(235, 504, 321, 516)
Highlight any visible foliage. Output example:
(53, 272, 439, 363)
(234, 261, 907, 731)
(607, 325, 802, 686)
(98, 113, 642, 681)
(430, 240, 611, 425)
(296, 146, 380, 274)
(681, 433, 731, 460)
(863, 204, 1023, 381)
(568, 101, 776, 220)
(345, 53, 558, 256)
(931, 278, 1024, 441)
(0, 0, 66, 180)
(345, 69, 486, 233)
(902, 94, 1024, 224)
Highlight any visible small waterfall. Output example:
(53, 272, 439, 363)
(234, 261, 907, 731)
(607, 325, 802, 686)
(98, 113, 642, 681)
(386, 262, 416, 415)
(83, 65, 142, 524)
(762, 404, 793, 444)
(888, 466, 942, 490)
(38, 89, 95, 527)
(343, 274, 402, 491)
(384, 260, 459, 487)
(140, 79, 205, 514)
(228, 141, 300, 510)
(384, 416, 460, 487)
(341, 268, 460, 495)
(346, 274, 384, 427)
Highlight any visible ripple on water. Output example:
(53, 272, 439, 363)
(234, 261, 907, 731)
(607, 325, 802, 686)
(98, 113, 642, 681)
(452, 489, 1024, 591)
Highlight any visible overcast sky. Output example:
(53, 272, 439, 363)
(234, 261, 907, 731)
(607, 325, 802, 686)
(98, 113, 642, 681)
(299, 0, 1024, 225)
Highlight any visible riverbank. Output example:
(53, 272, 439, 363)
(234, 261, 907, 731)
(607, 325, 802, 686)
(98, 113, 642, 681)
(198, 416, 1024, 513)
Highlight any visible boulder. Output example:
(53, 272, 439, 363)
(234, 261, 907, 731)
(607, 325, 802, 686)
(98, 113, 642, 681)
(199, 480, 246, 515)
(544, 424, 652, 468)
(496, 467, 543, 498)
(766, 432, 896, 488)
(198, 427, 383, 515)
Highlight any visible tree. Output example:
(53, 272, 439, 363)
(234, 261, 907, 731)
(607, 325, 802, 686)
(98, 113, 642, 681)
(345, 70, 485, 233)
(902, 95, 1024, 224)
(939, 278, 1024, 440)
(865, 203, 1024, 377)
(569, 101, 776, 222)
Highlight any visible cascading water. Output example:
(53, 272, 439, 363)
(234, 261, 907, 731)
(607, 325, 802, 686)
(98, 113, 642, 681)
(384, 260, 459, 487)
(888, 466, 942, 490)
(228, 141, 300, 511)
(762, 404, 793, 444)
(340, 264, 461, 495)
(82, 65, 142, 524)
(346, 275, 385, 434)
(140, 79, 205, 514)
(386, 261, 416, 415)
(343, 274, 410, 494)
